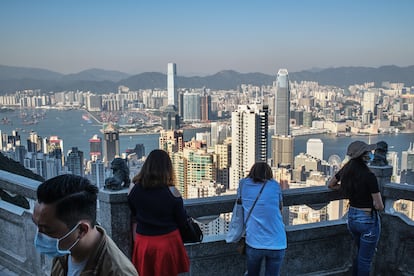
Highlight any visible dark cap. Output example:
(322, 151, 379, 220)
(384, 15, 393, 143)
(347, 140, 376, 159)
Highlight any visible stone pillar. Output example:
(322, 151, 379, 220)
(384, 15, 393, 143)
(369, 165, 393, 195)
(97, 188, 132, 258)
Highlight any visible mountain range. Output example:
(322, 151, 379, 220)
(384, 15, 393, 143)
(0, 64, 413, 95)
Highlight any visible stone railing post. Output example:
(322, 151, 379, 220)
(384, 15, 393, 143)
(369, 165, 393, 195)
(97, 188, 133, 258)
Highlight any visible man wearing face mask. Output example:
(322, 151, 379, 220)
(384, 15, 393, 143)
(32, 174, 138, 276)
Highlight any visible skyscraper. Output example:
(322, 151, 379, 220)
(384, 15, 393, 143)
(401, 143, 414, 184)
(27, 131, 42, 153)
(89, 134, 102, 161)
(214, 139, 231, 189)
(91, 160, 105, 188)
(401, 143, 414, 171)
(103, 123, 120, 167)
(168, 62, 177, 107)
(45, 135, 64, 166)
(274, 69, 290, 136)
(163, 63, 180, 130)
(272, 135, 294, 168)
(230, 104, 268, 190)
(183, 92, 201, 122)
(66, 147, 84, 176)
(200, 93, 211, 122)
(272, 69, 294, 169)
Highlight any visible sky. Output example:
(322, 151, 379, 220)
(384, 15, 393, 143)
(1, 0, 414, 76)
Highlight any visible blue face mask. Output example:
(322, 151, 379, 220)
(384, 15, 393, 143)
(362, 151, 374, 164)
(369, 152, 374, 161)
(34, 223, 80, 258)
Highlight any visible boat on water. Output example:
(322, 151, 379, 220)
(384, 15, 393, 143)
(82, 114, 92, 123)
(1, 117, 12, 125)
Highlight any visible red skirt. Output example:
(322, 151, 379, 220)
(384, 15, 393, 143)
(132, 229, 190, 276)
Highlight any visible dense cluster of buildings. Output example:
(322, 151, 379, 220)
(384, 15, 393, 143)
(1, 63, 414, 231)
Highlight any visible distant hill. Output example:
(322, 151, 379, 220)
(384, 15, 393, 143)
(0, 64, 413, 94)
(290, 65, 414, 88)
(62, 68, 130, 82)
(0, 65, 63, 80)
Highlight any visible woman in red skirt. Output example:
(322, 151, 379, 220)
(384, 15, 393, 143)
(128, 149, 190, 276)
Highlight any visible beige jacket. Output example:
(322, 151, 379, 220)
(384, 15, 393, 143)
(51, 226, 138, 276)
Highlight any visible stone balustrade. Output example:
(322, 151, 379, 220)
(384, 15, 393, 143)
(1, 166, 414, 275)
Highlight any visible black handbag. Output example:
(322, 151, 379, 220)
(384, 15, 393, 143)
(180, 216, 203, 243)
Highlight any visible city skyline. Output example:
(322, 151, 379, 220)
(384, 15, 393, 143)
(1, 1, 414, 76)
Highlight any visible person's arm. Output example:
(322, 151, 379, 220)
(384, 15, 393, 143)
(279, 194, 283, 212)
(170, 186, 188, 227)
(372, 192, 384, 211)
(127, 183, 137, 241)
(328, 175, 340, 190)
(128, 182, 135, 195)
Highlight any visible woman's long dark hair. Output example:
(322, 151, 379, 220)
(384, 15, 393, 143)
(339, 156, 370, 197)
(247, 162, 273, 183)
(132, 149, 175, 188)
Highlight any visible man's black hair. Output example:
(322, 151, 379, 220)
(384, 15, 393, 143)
(37, 174, 98, 228)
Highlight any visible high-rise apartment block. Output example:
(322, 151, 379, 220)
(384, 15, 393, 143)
(200, 93, 211, 122)
(90, 160, 105, 188)
(66, 147, 84, 176)
(362, 90, 378, 114)
(159, 130, 184, 154)
(27, 131, 42, 153)
(183, 92, 201, 122)
(214, 139, 231, 189)
(230, 104, 268, 190)
(45, 135, 64, 167)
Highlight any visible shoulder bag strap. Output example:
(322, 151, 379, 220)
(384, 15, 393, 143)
(244, 181, 267, 224)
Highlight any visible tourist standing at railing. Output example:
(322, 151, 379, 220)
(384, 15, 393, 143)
(32, 174, 138, 276)
(128, 149, 190, 276)
(241, 162, 287, 276)
(328, 141, 384, 276)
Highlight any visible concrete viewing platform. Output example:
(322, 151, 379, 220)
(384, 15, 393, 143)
(1, 166, 414, 275)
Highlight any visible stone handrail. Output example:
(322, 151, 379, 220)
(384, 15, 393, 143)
(1, 166, 414, 275)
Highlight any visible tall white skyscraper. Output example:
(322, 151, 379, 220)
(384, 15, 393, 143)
(274, 69, 290, 136)
(307, 138, 324, 160)
(272, 69, 294, 168)
(167, 63, 177, 107)
(230, 104, 268, 190)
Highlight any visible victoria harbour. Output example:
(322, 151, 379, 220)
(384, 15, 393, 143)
(1, 108, 412, 164)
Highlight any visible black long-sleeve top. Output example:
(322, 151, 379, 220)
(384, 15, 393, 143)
(128, 184, 188, 235)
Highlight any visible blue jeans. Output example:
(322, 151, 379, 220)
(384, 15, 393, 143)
(347, 207, 381, 276)
(246, 245, 285, 276)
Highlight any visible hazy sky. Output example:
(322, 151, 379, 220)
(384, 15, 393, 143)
(1, 0, 414, 76)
